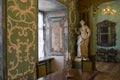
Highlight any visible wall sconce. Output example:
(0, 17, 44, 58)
(93, 4, 99, 17)
(102, 5, 116, 15)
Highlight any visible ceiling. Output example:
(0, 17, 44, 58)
(38, 0, 67, 12)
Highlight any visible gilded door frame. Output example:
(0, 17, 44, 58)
(2, 0, 7, 80)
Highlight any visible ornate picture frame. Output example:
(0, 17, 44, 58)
(96, 20, 116, 47)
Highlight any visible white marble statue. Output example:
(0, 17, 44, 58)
(75, 20, 91, 60)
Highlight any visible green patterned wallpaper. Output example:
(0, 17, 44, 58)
(7, 0, 38, 80)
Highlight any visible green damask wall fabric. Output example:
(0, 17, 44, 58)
(7, 0, 38, 80)
(6, 0, 79, 79)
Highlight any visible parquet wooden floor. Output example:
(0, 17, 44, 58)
(38, 62, 120, 80)
(94, 62, 120, 80)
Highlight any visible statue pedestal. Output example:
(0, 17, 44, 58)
(74, 57, 82, 69)
(82, 60, 95, 71)
(74, 57, 95, 71)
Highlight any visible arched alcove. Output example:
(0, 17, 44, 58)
(91, 1, 120, 62)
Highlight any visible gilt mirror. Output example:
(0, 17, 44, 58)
(97, 20, 116, 47)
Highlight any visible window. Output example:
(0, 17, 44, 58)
(38, 12, 44, 60)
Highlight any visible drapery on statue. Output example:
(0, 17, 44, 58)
(75, 20, 91, 60)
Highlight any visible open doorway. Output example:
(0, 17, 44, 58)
(38, 0, 68, 61)
(37, 1, 68, 79)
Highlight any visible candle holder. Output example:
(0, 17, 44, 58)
(65, 51, 73, 80)
(66, 60, 73, 80)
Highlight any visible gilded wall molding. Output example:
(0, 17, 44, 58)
(68, 0, 78, 57)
